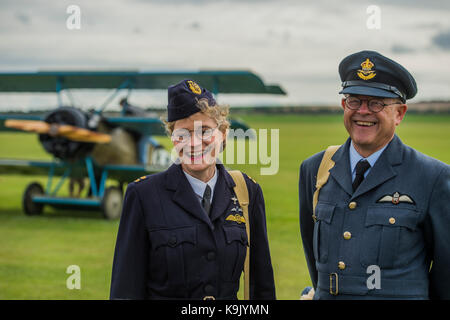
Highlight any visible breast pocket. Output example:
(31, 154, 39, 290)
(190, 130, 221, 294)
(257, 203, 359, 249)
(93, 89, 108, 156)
(148, 226, 197, 294)
(360, 206, 421, 269)
(313, 202, 336, 264)
(222, 225, 248, 282)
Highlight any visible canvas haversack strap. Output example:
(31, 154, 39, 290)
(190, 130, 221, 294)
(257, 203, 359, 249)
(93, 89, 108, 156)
(228, 170, 250, 300)
(312, 145, 341, 221)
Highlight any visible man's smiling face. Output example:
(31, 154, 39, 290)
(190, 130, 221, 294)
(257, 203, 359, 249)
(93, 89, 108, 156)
(341, 94, 407, 157)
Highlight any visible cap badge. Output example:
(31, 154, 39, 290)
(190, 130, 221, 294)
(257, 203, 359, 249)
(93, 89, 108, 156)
(186, 80, 202, 95)
(357, 58, 376, 80)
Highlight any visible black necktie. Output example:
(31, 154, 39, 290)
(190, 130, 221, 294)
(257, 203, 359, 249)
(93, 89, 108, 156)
(352, 159, 371, 191)
(202, 185, 212, 215)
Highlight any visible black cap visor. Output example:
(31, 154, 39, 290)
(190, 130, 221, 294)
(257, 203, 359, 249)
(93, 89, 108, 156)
(339, 86, 399, 99)
(339, 80, 405, 101)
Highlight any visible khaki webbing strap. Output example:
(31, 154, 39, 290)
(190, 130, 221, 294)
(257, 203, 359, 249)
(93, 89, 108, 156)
(228, 170, 250, 300)
(312, 145, 340, 221)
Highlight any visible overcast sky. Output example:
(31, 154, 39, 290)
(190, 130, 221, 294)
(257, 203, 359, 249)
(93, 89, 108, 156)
(1, 0, 450, 111)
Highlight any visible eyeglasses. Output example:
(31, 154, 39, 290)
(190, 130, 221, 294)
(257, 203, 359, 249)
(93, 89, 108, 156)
(171, 126, 218, 143)
(345, 96, 402, 113)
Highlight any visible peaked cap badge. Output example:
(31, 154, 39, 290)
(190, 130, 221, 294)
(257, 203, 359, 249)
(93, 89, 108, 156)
(186, 80, 202, 95)
(357, 58, 376, 80)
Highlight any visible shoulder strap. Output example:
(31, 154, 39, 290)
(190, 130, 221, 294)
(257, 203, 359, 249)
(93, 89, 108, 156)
(228, 170, 250, 300)
(312, 145, 340, 221)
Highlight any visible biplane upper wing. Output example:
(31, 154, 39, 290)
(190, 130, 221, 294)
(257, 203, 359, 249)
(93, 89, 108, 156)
(0, 70, 286, 95)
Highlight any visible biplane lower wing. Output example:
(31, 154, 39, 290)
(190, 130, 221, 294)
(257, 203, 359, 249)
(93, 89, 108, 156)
(0, 159, 63, 176)
(102, 163, 168, 181)
(0, 158, 165, 182)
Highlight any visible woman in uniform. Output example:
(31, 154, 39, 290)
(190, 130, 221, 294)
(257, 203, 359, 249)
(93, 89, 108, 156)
(110, 79, 275, 300)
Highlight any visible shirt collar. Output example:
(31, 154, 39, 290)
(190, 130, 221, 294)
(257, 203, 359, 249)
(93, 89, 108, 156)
(349, 141, 388, 174)
(183, 167, 218, 201)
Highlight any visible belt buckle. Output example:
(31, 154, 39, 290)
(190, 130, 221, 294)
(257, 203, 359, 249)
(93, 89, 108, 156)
(329, 273, 338, 295)
(203, 296, 215, 300)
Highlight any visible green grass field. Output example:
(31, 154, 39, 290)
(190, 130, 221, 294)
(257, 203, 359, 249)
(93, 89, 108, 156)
(0, 114, 449, 299)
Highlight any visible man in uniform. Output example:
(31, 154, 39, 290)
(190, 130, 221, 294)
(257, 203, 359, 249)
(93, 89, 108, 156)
(299, 50, 450, 299)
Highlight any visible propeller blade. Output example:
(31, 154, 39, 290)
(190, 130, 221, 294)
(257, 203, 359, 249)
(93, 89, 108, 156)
(5, 119, 111, 143)
(58, 127, 112, 143)
(5, 119, 51, 134)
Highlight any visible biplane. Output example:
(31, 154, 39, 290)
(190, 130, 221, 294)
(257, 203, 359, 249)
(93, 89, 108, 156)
(0, 70, 285, 219)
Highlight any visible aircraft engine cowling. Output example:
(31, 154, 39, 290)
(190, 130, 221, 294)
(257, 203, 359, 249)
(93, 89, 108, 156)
(90, 123, 138, 166)
(39, 107, 95, 160)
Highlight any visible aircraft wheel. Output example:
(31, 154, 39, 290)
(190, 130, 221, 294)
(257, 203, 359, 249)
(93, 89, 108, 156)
(23, 182, 44, 216)
(101, 186, 123, 220)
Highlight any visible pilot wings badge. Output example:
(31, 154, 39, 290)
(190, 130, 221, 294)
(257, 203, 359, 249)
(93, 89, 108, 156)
(377, 192, 415, 205)
(226, 214, 246, 224)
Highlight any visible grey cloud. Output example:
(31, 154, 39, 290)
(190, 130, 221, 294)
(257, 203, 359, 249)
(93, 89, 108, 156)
(391, 44, 416, 54)
(189, 21, 201, 30)
(432, 30, 450, 50)
(412, 22, 442, 30)
(132, 0, 450, 10)
(15, 12, 31, 25)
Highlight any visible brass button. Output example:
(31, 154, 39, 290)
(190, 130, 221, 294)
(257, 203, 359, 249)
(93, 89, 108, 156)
(389, 217, 396, 224)
(338, 261, 346, 270)
(348, 202, 357, 210)
(343, 231, 352, 240)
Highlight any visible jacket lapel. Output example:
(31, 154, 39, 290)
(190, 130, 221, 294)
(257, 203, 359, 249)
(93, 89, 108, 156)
(165, 164, 212, 227)
(329, 138, 354, 196)
(350, 135, 403, 200)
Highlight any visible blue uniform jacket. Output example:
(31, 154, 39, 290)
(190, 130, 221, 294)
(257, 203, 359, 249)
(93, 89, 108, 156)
(110, 163, 275, 300)
(299, 135, 450, 299)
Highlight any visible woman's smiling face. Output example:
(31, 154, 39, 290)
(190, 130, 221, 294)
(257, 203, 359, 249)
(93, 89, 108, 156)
(172, 111, 225, 178)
